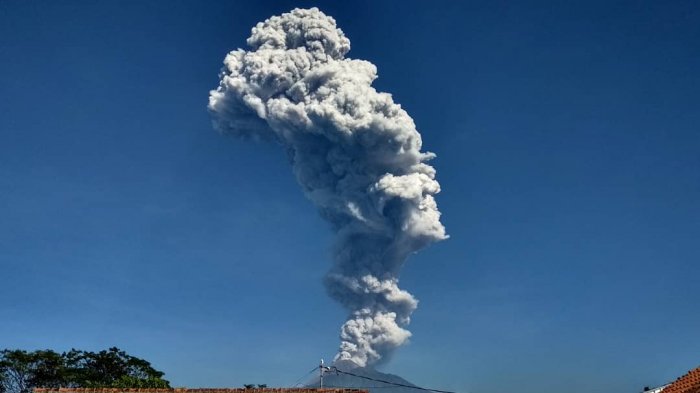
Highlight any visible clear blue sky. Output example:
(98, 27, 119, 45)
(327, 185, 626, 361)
(1, 1, 698, 393)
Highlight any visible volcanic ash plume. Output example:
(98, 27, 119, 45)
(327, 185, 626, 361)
(208, 8, 447, 368)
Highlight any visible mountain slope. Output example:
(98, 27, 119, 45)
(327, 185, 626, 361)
(308, 367, 422, 393)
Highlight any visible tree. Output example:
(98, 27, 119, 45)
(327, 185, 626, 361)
(0, 348, 169, 393)
(243, 384, 267, 389)
(0, 350, 66, 393)
(63, 347, 169, 388)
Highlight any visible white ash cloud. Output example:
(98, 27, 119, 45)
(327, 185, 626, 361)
(208, 7, 447, 368)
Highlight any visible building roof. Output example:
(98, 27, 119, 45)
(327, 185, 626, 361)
(662, 367, 700, 393)
(34, 389, 366, 393)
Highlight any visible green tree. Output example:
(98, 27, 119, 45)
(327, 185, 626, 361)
(0, 350, 67, 393)
(63, 347, 169, 388)
(0, 348, 169, 393)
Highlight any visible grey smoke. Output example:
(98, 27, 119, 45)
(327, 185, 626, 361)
(208, 8, 447, 368)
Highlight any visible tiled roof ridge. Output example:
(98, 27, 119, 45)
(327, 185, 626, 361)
(33, 389, 367, 393)
(661, 366, 700, 393)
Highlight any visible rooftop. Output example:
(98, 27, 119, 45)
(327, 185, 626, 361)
(33, 389, 366, 393)
(662, 367, 700, 393)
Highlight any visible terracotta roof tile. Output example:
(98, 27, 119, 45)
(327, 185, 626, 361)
(33, 390, 366, 393)
(662, 367, 700, 393)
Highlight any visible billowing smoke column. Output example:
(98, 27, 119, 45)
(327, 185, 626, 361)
(208, 8, 447, 368)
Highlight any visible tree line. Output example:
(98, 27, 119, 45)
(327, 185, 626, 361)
(0, 347, 170, 393)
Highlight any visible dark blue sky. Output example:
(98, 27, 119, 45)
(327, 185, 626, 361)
(1, 1, 698, 393)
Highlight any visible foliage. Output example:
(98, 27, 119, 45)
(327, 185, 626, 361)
(0, 348, 170, 393)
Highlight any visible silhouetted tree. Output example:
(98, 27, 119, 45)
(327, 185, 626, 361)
(0, 348, 169, 393)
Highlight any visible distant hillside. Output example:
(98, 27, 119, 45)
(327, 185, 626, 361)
(307, 367, 421, 393)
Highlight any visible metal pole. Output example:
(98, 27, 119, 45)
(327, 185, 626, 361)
(319, 359, 324, 388)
